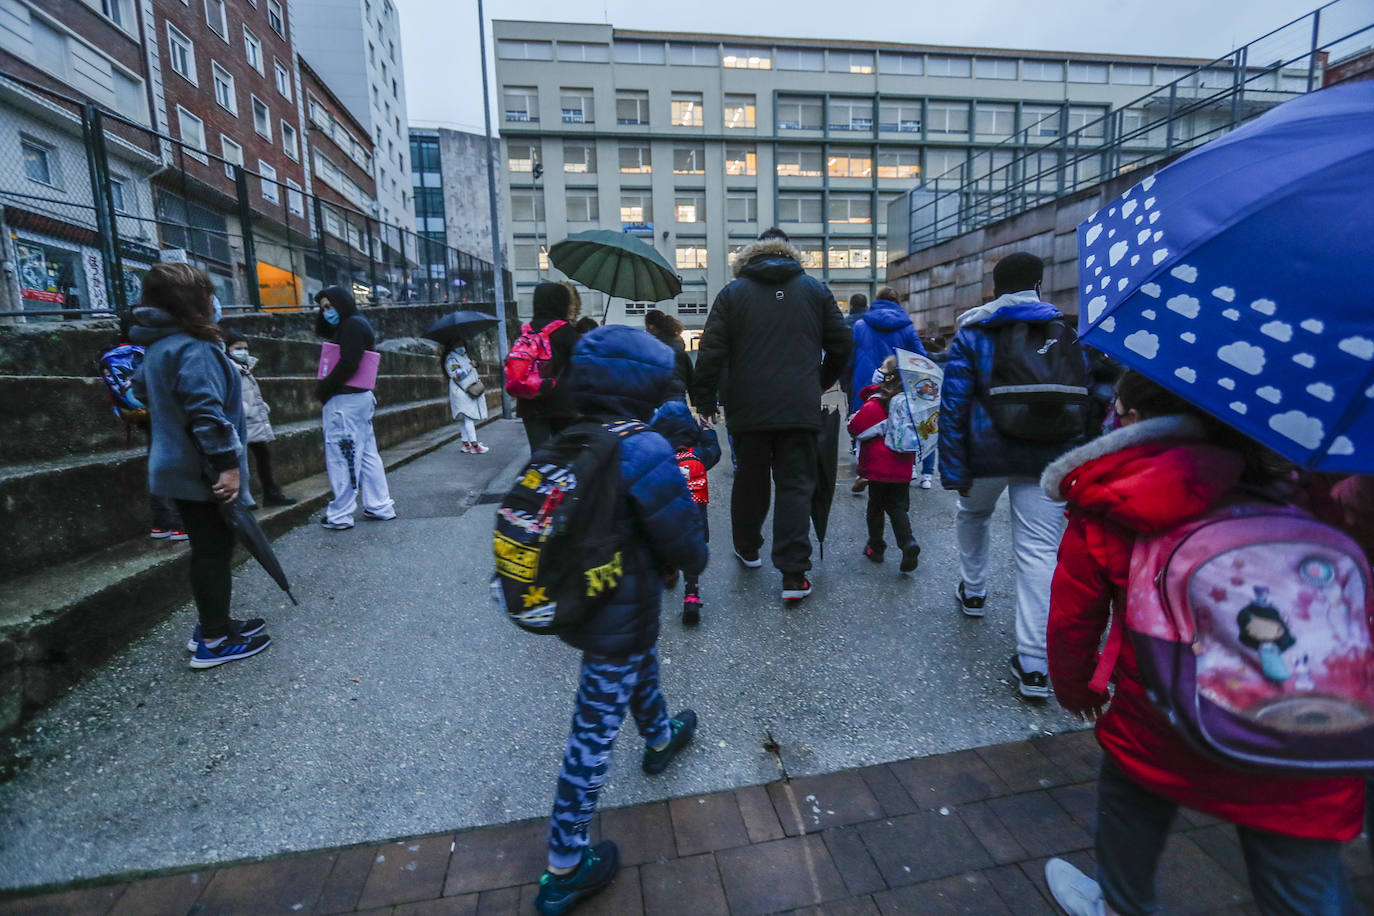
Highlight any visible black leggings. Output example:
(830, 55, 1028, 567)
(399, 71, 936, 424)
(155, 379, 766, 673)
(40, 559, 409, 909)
(174, 499, 234, 639)
(866, 481, 914, 549)
(248, 441, 280, 495)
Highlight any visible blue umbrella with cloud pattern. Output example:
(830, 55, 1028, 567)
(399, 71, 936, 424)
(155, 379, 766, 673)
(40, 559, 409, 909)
(1076, 81, 1374, 472)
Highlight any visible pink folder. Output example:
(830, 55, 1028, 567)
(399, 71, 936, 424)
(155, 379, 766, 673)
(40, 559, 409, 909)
(317, 342, 380, 390)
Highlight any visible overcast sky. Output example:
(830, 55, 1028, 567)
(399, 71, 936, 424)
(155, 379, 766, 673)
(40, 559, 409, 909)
(397, 0, 1345, 132)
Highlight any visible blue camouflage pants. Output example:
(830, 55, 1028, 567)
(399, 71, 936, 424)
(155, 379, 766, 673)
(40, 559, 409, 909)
(548, 647, 671, 869)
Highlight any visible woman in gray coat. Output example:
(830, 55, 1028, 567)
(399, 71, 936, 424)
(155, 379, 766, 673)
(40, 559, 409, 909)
(131, 264, 271, 669)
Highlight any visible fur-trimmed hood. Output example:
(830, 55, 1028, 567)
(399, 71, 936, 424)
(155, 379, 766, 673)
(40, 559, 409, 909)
(1041, 415, 1206, 499)
(732, 238, 804, 281)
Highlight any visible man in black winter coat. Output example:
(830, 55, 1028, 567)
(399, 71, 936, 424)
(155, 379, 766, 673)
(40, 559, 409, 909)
(692, 228, 851, 600)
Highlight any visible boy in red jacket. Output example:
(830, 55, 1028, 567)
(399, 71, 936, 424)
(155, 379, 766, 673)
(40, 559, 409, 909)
(847, 357, 921, 573)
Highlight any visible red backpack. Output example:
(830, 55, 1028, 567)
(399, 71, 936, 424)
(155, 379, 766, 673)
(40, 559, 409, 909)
(504, 320, 566, 400)
(1094, 501, 1374, 774)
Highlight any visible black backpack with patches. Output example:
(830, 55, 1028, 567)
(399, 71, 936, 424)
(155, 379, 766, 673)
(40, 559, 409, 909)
(491, 419, 645, 634)
(983, 319, 1091, 443)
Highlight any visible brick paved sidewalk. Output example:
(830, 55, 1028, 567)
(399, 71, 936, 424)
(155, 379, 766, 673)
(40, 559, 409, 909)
(4, 731, 1371, 915)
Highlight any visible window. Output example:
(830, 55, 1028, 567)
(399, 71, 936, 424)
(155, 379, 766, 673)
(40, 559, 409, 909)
(776, 48, 824, 71)
(243, 27, 263, 72)
(1154, 66, 1192, 86)
(725, 144, 756, 177)
(828, 148, 872, 178)
(974, 57, 1017, 79)
(829, 98, 872, 132)
(274, 61, 292, 99)
(671, 92, 703, 127)
(879, 100, 921, 133)
(212, 62, 236, 114)
(678, 298, 708, 316)
(975, 103, 1016, 138)
(776, 146, 822, 177)
(560, 89, 593, 124)
(1022, 60, 1064, 81)
(21, 139, 55, 186)
(510, 188, 544, 221)
(723, 94, 755, 129)
(392, 79, 398, 99)
(1022, 104, 1061, 138)
(674, 192, 705, 223)
(508, 141, 540, 173)
(504, 87, 538, 122)
(926, 101, 969, 135)
(497, 40, 552, 60)
(167, 24, 197, 83)
(267, 0, 284, 35)
(668, 43, 715, 66)
(220, 135, 243, 178)
(792, 239, 824, 269)
(1024, 151, 1061, 192)
(1068, 62, 1108, 83)
(624, 301, 649, 316)
(723, 46, 770, 69)
(566, 189, 599, 221)
(828, 193, 872, 224)
(619, 143, 651, 174)
(251, 96, 271, 138)
(563, 143, 597, 174)
(877, 149, 920, 179)
(777, 191, 822, 223)
(776, 96, 822, 130)
(100, 0, 133, 30)
(614, 40, 665, 64)
(831, 51, 874, 74)
(828, 241, 872, 269)
(927, 55, 971, 77)
(616, 90, 650, 125)
(620, 192, 652, 224)
(973, 150, 1016, 190)
(258, 160, 278, 202)
(281, 121, 298, 159)
(675, 242, 707, 269)
(673, 145, 705, 174)
(1068, 105, 1106, 138)
(199, 0, 228, 39)
(726, 190, 757, 223)
(1113, 64, 1152, 85)
(557, 42, 608, 62)
(285, 179, 304, 216)
(878, 52, 922, 75)
(176, 106, 207, 161)
(108, 176, 128, 212)
(513, 241, 549, 270)
(925, 149, 966, 188)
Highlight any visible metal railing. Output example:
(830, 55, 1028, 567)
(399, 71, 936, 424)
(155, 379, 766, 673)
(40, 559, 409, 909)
(0, 70, 511, 319)
(888, 0, 1374, 258)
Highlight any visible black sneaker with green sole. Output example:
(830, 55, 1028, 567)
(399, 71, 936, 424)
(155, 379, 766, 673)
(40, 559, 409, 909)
(534, 841, 619, 916)
(642, 710, 697, 774)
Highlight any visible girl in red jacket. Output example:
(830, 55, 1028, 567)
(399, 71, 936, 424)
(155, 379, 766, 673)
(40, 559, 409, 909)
(847, 357, 921, 573)
(1038, 370, 1363, 916)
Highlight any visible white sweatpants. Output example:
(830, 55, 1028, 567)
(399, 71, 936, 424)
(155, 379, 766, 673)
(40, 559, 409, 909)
(955, 476, 1066, 662)
(323, 392, 395, 525)
(459, 416, 477, 442)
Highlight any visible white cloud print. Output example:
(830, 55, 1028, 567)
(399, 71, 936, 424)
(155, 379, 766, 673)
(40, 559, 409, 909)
(1166, 295, 1199, 319)
(1339, 337, 1374, 360)
(1174, 367, 1197, 383)
(1218, 341, 1266, 375)
(1269, 410, 1325, 449)
(1124, 330, 1160, 359)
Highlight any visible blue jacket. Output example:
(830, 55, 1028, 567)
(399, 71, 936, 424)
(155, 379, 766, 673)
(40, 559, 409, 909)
(848, 300, 926, 414)
(938, 292, 1086, 490)
(650, 400, 722, 473)
(561, 326, 708, 656)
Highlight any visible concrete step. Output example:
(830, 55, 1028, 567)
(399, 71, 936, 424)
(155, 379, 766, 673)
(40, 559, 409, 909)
(0, 419, 511, 736)
(0, 374, 454, 463)
(0, 397, 456, 579)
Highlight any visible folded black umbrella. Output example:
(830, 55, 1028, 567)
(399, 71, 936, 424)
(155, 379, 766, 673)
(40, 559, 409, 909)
(219, 499, 298, 605)
(422, 310, 499, 346)
(811, 406, 841, 559)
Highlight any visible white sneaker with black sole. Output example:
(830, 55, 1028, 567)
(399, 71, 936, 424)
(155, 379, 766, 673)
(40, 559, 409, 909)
(1010, 655, 1051, 699)
(1044, 858, 1106, 916)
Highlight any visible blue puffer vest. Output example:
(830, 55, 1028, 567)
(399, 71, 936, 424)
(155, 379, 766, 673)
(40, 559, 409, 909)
(560, 326, 709, 656)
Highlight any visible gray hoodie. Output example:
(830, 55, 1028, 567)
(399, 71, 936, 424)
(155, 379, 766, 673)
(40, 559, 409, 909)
(131, 307, 250, 502)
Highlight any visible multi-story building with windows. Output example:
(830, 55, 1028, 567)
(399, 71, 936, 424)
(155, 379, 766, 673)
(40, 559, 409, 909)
(493, 20, 1202, 329)
(409, 126, 504, 303)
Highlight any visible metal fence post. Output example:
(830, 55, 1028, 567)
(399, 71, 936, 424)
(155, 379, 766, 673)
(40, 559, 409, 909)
(1306, 8, 1322, 91)
(83, 104, 126, 314)
(312, 194, 329, 288)
(234, 165, 263, 310)
(365, 218, 380, 304)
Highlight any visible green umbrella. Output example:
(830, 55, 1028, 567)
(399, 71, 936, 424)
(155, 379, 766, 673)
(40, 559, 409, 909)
(548, 229, 682, 303)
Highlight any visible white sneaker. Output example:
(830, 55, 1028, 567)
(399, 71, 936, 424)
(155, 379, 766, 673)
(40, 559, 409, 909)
(471, 442, 490, 454)
(1045, 858, 1106, 916)
(920, 474, 933, 489)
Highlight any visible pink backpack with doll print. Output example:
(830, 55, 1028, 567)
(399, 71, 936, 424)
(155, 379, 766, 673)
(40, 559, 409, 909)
(1091, 501, 1374, 773)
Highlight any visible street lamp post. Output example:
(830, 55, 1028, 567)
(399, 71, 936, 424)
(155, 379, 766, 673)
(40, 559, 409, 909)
(477, 0, 512, 418)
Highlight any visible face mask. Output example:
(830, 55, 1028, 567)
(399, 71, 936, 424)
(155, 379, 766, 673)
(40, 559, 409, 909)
(229, 349, 251, 365)
(211, 297, 223, 323)
(321, 307, 340, 326)
(454, 347, 466, 356)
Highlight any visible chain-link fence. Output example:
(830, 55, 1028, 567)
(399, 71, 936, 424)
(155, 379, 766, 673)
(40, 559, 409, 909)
(888, 0, 1374, 257)
(1, 69, 510, 320)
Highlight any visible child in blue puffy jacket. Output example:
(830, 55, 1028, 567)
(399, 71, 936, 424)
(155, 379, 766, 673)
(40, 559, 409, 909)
(651, 399, 721, 626)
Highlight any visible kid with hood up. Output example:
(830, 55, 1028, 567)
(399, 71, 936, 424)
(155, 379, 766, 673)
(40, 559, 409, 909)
(224, 329, 295, 507)
(650, 399, 721, 625)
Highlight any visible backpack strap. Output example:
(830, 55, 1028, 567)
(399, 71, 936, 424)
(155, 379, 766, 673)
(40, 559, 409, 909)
(1088, 613, 1125, 694)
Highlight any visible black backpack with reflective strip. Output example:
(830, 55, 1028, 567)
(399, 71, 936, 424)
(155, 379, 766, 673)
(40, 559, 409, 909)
(491, 419, 645, 634)
(983, 318, 1090, 443)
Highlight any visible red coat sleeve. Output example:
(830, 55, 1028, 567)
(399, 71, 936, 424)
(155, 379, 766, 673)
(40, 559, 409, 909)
(1047, 511, 1118, 714)
(847, 399, 886, 438)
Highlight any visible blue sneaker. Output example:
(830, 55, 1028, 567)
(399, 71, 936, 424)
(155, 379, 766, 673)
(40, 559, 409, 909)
(189, 632, 271, 669)
(186, 618, 266, 652)
(642, 710, 697, 774)
(534, 842, 619, 916)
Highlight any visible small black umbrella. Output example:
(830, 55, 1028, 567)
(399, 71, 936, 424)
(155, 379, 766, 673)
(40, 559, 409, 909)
(221, 499, 298, 605)
(811, 406, 841, 559)
(422, 310, 499, 347)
